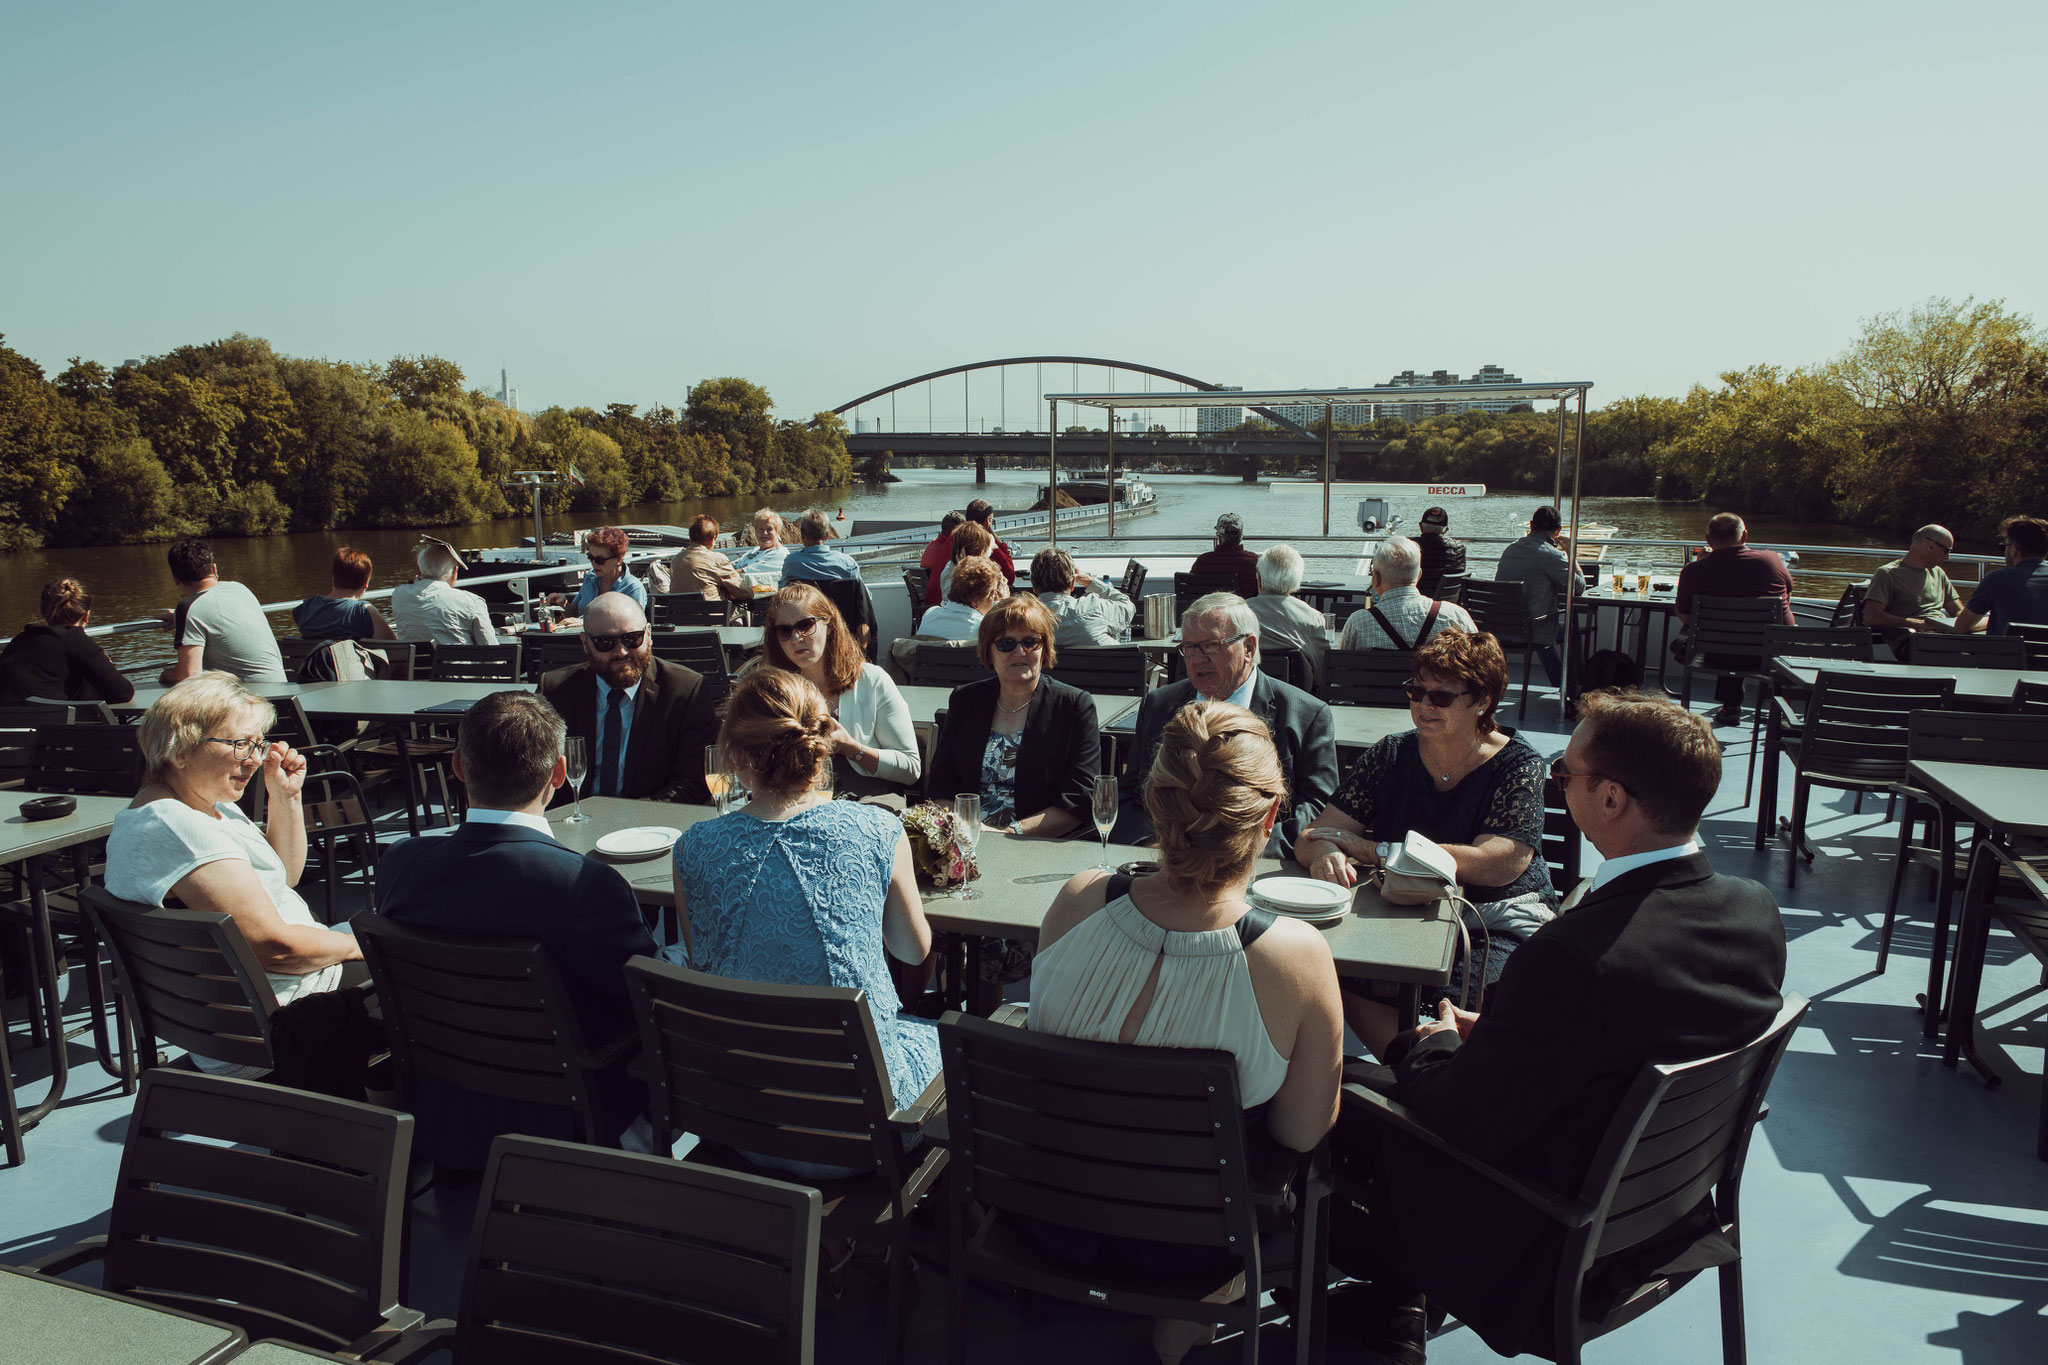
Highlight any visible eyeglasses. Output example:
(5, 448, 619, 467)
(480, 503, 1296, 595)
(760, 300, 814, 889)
(1177, 632, 1248, 659)
(993, 635, 1045, 654)
(1401, 680, 1472, 708)
(205, 736, 270, 761)
(586, 629, 647, 653)
(772, 616, 822, 641)
(1549, 754, 1630, 793)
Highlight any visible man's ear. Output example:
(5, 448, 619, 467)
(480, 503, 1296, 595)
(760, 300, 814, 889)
(450, 752, 465, 784)
(549, 754, 567, 791)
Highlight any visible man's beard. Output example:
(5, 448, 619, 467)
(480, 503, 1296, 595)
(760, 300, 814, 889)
(602, 651, 648, 689)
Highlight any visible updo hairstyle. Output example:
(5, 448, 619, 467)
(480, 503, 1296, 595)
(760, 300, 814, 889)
(1144, 700, 1289, 892)
(39, 578, 92, 628)
(718, 667, 836, 797)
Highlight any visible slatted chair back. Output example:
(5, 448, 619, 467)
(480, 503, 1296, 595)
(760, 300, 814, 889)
(26, 722, 142, 796)
(0, 703, 70, 787)
(277, 637, 334, 675)
(455, 1134, 820, 1365)
(1319, 590, 1370, 630)
(103, 1070, 414, 1353)
(369, 640, 417, 680)
(652, 592, 729, 630)
(1830, 582, 1869, 629)
(2010, 622, 2048, 668)
(1905, 633, 2029, 669)
(396, 640, 435, 678)
(2010, 679, 2048, 715)
(24, 695, 119, 723)
(1684, 596, 1783, 667)
(791, 577, 877, 661)
(1049, 646, 1152, 697)
(625, 960, 909, 1183)
(521, 631, 588, 682)
(1802, 671, 1956, 785)
(430, 643, 522, 683)
(1542, 778, 1581, 895)
(1460, 579, 1536, 639)
(1259, 647, 1304, 689)
(80, 887, 282, 1074)
(1761, 625, 1874, 666)
(352, 914, 619, 1143)
(1119, 558, 1149, 604)
(651, 628, 733, 700)
(902, 568, 931, 632)
(1173, 571, 1244, 620)
(912, 643, 989, 688)
(1908, 709, 2048, 772)
(1323, 648, 1413, 707)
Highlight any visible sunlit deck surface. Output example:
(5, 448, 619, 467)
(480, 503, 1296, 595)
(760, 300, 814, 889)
(5, 710, 2046, 1364)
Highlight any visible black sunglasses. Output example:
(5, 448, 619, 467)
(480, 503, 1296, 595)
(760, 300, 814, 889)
(772, 616, 822, 641)
(1549, 754, 1632, 794)
(993, 635, 1045, 654)
(1401, 679, 1471, 708)
(586, 629, 647, 652)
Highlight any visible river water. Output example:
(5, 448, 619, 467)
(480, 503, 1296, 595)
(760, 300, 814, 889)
(5, 470, 1914, 670)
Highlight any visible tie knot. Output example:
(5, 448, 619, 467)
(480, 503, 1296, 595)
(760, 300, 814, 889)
(606, 687, 625, 712)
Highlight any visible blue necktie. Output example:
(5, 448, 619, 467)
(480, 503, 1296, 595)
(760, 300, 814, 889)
(600, 687, 624, 797)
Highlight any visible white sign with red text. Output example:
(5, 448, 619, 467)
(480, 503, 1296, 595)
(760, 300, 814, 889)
(1268, 482, 1487, 497)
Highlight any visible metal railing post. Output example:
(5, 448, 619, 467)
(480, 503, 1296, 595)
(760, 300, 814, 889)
(1048, 398, 1059, 547)
(1322, 403, 1334, 536)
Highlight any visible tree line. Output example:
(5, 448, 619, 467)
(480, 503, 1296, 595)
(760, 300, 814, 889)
(0, 335, 851, 550)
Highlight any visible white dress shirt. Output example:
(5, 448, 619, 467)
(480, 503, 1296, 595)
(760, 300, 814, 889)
(1585, 840, 1700, 897)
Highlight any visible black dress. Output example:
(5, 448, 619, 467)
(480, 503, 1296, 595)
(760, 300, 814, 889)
(0, 623, 136, 706)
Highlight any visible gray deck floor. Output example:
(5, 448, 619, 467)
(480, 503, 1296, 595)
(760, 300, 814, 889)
(5, 715, 2046, 1363)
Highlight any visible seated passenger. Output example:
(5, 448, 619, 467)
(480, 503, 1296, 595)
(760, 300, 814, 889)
(730, 507, 793, 579)
(1338, 535, 1475, 654)
(1031, 547, 1134, 649)
(663, 516, 748, 609)
(918, 555, 1002, 643)
(391, 538, 500, 646)
(561, 524, 650, 631)
(936, 520, 996, 604)
(1189, 511, 1260, 598)
(293, 547, 395, 642)
(1247, 544, 1332, 692)
(778, 507, 863, 585)
(1298, 629, 1559, 995)
(538, 592, 718, 804)
(157, 538, 288, 685)
(762, 583, 920, 794)
(0, 577, 136, 706)
(1955, 514, 2048, 635)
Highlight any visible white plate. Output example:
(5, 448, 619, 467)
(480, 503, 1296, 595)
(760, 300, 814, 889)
(594, 826, 683, 860)
(1249, 876, 1352, 914)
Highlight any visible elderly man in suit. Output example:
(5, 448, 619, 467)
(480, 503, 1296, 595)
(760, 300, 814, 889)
(375, 690, 659, 1168)
(1330, 689, 1787, 1363)
(539, 592, 718, 806)
(1110, 592, 1338, 860)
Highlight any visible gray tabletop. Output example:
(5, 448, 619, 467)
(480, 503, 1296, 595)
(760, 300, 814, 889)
(1907, 760, 2048, 838)
(1103, 700, 1410, 755)
(0, 1269, 245, 1364)
(0, 791, 130, 863)
(1771, 655, 2048, 705)
(121, 680, 528, 721)
(1572, 586, 1678, 610)
(552, 797, 1455, 988)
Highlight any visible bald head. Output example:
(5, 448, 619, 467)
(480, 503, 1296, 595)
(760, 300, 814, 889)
(583, 592, 646, 635)
(1906, 524, 1955, 569)
(582, 592, 650, 688)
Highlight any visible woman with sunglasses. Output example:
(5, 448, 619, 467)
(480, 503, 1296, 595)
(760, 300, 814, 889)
(762, 583, 920, 794)
(558, 525, 648, 633)
(1296, 629, 1559, 995)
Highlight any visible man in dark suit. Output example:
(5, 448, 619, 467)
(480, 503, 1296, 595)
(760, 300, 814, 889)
(1110, 591, 1337, 860)
(1333, 689, 1787, 1362)
(374, 690, 659, 1169)
(539, 592, 718, 806)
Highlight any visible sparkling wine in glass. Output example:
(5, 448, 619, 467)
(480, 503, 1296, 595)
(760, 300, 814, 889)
(1092, 774, 1118, 872)
(704, 745, 731, 813)
(563, 737, 589, 823)
(953, 793, 982, 901)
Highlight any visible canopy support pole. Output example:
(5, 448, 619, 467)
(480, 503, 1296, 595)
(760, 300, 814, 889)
(1322, 403, 1334, 536)
(1552, 399, 1567, 507)
(1561, 387, 1588, 710)
(1106, 408, 1117, 537)
(1048, 399, 1059, 547)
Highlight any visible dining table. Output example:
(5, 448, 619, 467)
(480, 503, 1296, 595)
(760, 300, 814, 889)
(1568, 583, 1682, 689)
(115, 680, 523, 722)
(0, 1267, 246, 1364)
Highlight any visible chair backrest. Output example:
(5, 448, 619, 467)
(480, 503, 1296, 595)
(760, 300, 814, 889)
(26, 722, 142, 796)
(651, 592, 729, 629)
(1573, 995, 1809, 1277)
(1761, 625, 1875, 665)
(937, 1011, 1258, 1258)
(80, 887, 282, 1073)
(1119, 559, 1149, 604)
(1684, 595, 1783, 665)
(1906, 633, 2029, 669)
(1323, 648, 1413, 707)
(791, 578, 874, 659)
(25, 694, 118, 722)
(912, 643, 989, 688)
(902, 567, 931, 632)
(1459, 580, 1534, 637)
(522, 631, 588, 683)
(1830, 581, 1869, 628)
(1803, 671, 1956, 783)
(2010, 678, 2048, 715)
(455, 1134, 820, 1365)
(277, 636, 334, 671)
(430, 642, 522, 683)
(2010, 622, 2048, 668)
(1049, 646, 1152, 697)
(104, 1070, 413, 1352)
(1259, 646, 1304, 689)
(651, 628, 732, 699)
(369, 640, 417, 680)
(0, 703, 70, 786)
(352, 914, 614, 1137)
(624, 958, 908, 1184)
(1541, 777, 1581, 894)
(1319, 590, 1370, 630)
(1173, 571, 1243, 620)
(1908, 708, 2048, 770)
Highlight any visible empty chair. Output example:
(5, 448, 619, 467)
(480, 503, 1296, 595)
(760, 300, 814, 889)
(1780, 670, 1955, 888)
(1458, 580, 1543, 720)
(790, 577, 877, 661)
(1830, 581, 1870, 628)
(1762, 625, 1876, 666)
(1048, 645, 1152, 697)
(21, 1069, 422, 1356)
(1323, 648, 1413, 708)
(912, 643, 989, 688)
(25, 721, 142, 795)
(2011, 678, 2048, 714)
(1906, 633, 2029, 669)
(430, 642, 522, 682)
(902, 567, 931, 632)
(2010, 622, 2048, 667)
(1173, 570, 1243, 620)
(521, 629, 587, 682)
(1541, 776, 1581, 896)
(0, 702, 69, 788)
(650, 628, 733, 701)
(1259, 646, 1304, 689)
(651, 591, 730, 629)
(1118, 557, 1150, 605)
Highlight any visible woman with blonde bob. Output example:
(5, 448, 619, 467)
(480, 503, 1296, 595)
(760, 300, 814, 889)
(761, 582, 920, 792)
(103, 673, 363, 1071)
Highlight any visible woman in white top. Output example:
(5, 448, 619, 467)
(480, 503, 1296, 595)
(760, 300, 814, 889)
(761, 583, 920, 793)
(103, 673, 364, 1071)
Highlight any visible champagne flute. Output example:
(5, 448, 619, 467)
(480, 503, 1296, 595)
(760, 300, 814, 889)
(953, 793, 982, 901)
(703, 745, 730, 813)
(1092, 774, 1118, 872)
(563, 737, 589, 823)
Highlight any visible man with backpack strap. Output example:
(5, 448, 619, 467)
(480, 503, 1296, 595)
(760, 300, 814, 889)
(1339, 536, 1476, 652)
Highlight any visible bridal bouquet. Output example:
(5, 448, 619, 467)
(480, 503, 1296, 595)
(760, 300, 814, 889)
(900, 802, 980, 889)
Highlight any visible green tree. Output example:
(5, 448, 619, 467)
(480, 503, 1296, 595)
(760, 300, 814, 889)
(685, 378, 774, 471)
(1655, 366, 1860, 517)
(0, 338, 80, 548)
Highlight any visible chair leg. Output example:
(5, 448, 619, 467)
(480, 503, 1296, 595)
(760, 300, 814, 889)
(885, 1230, 908, 1365)
(1718, 1259, 1748, 1365)
(1878, 801, 1916, 974)
(1743, 705, 1761, 809)
(1787, 778, 1811, 888)
(1852, 790, 1864, 815)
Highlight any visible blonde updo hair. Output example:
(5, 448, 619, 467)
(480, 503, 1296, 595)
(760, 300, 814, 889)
(718, 667, 836, 796)
(138, 672, 278, 783)
(1144, 700, 1289, 892)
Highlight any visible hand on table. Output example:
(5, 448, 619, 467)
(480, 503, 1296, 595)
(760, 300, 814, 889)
(1309, 849, 1357, 887)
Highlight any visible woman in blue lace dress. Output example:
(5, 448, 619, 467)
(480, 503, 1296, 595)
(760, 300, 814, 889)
(670, 666, 937, 1176)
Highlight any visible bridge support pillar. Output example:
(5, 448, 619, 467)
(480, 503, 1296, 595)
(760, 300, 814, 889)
(974, 455, 986, 484)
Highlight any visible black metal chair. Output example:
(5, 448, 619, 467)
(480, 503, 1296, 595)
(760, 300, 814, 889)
(1752, 626, 1881, 833)
(80, 886, 283, 1076)
(1459, 580, 1542, 720)
(1780, 670, 1955, 888)
(652, 591, 731, 629)
(22, 694, 118, 723)
(1173, 571, 1244, 620)
(519, 629, 585, 682)
(1677, 595, 1783, 719)
(0, 702, 70, 788)
(22, 1069, 423, 1356)
(912, 643, 990, 688)
(2011, 679, 2048, 714)
(1542, 777, 1582, 896)
(277, 635, 335, 676)
(1050, 646, 1153, 697)
(627, 959, 943, 1365)
(1338, 994, 1809, 1365)
(1906, 633, 2029, 669)
(903, 567, 932, 633)
(1830, 581, 1870, 629)
(938, 1010, 1331, 1365)
(792, 577, 878, 662)
(1119, 558, 1150, 605)
(651, 626, 731, 687)
(1323, 648, 1413, 708)
(2010, 622, 2048, 667)
(25, 721, 142, 796)
(1259, 646, 1305, 689)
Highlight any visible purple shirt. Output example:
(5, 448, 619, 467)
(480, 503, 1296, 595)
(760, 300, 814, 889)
(1675, 545, 1794, 625)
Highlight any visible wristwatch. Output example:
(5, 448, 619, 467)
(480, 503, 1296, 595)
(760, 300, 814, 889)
(1375, 841, 1396, 867)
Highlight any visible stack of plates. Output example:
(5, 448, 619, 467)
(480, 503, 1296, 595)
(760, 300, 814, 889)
(1248, 876, 1352, 927)
(593, 826, 683, 861)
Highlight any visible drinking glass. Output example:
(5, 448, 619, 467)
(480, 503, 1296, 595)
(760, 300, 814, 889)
(563, 737, 589, 823)
(1610, 565, 1624, 592)
(1637, 565, 1652, 594)
(1092, 774, 1118, 872)
(953, 794, 982, 901)
(703, 745, 731, 813)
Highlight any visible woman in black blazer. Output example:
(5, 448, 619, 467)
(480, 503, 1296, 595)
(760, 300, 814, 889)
(924, 594, 1099, 838)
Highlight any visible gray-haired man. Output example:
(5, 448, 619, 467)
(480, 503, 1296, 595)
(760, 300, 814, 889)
(1340, 536, 1476, 653)
(1247, 544, 1332, 692)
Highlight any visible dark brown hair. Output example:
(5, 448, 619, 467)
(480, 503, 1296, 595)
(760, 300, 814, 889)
(1575, 689, 1721, 836)
(719, 667, 835, 796)
(947, 556, 1001, 606)
(2000, 514, 2048, 559)
(330, 547, 372, 594)
(457, 691, 566, 807)
(762, 583, 864, 694)
(950, 521, 993, 562)
(965, 498, 995, 526)
(1029, 547, 1076, 595)
(167, 538, 214, 584)
(1411, 628, 1508, 734)
(39, 578, 92, 628)
(977, 594, 1058, 671)
(687, 516, 718, 547)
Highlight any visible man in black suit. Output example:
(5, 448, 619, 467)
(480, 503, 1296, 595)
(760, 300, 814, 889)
(1333, 689, 1787, 1362)
(374, 690, 659, 1169)
(539, 592, 718, 806)
(1110, 592, 1337, 859)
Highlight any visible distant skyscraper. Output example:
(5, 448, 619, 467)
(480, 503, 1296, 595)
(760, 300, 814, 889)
(1371, 365, 1523, 422)
(1197, 385, 1245, 433)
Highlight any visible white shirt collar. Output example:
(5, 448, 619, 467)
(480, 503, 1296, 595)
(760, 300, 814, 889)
(1588, 840, 1699, 895)
(463, 807, 556, 837)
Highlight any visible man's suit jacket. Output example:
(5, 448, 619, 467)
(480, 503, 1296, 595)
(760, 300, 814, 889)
(924, 676, 1100, 825)
(540, 657, 717, 806)
(1353, 852, 1787, 1358)
(1109, 672, 1337, 860)
(374, 821, 660, 1167)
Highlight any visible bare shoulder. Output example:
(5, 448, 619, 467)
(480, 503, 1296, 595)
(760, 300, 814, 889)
(1041, 868, 1114, 947)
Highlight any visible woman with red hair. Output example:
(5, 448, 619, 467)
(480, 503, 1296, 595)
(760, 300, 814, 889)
(559, 525, 647, 631)
(292, 548, 395, 641)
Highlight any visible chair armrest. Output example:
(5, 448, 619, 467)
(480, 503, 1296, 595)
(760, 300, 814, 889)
(19, 1236, 108, 1275)
(361, 1320, 456, 1363)
(1340, 1082, 1595, 1228)
(574, 1026, 641, 1071)
(342, 1306, 428, 1359)
(887, 1067, 947, 1133)
(1771, 695, 1806, 731)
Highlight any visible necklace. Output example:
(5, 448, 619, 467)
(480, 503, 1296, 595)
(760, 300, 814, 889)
(1427, 735, 1486, 784)
(997, 685, 1036, 715)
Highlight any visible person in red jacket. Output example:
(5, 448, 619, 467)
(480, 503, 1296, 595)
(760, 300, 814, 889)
(919, 510, 966, 606)
(965, 499, 1017, 585)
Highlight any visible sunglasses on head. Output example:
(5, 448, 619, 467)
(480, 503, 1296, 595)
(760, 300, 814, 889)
(1401, 679, 1471, 708)
(773, 616, 822, 641)
(993, 635, 1045, 654)
(586, 629, 647, 652)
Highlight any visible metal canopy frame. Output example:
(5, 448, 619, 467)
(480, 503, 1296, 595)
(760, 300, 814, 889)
(1043, 377, 1597, 704)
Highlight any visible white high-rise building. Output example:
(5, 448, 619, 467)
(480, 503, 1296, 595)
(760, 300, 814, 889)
(1197, 385, 1245, 432)
(1372, 365, 1524, 422)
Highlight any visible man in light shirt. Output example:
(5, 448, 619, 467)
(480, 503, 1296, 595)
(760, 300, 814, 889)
(157, 538, 288, 685)
(391, 539, 500, 646)
(1340, 536, 1476, 654)
(1247, 544, 1332, 692)
(1030, 548, 1133, 649)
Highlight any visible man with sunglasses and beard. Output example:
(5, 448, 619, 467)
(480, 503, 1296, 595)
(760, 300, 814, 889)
(538, 593, 719, 806)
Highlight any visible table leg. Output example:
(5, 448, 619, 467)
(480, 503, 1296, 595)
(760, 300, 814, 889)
(1920, 801, 1959, 1037)
(1756, 698, 1782, 851)
(0, 949, 22, 1166)
(1396, 983, 1418, 1025)
(1941, 841, 2003, 1087)
(17, 878, 71, 1130)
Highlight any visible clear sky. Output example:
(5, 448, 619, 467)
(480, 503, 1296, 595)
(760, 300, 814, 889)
(4, 0, 2044, 425)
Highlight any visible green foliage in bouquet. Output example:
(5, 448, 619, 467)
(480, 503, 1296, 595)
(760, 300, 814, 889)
(901, 802, 979, 889)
